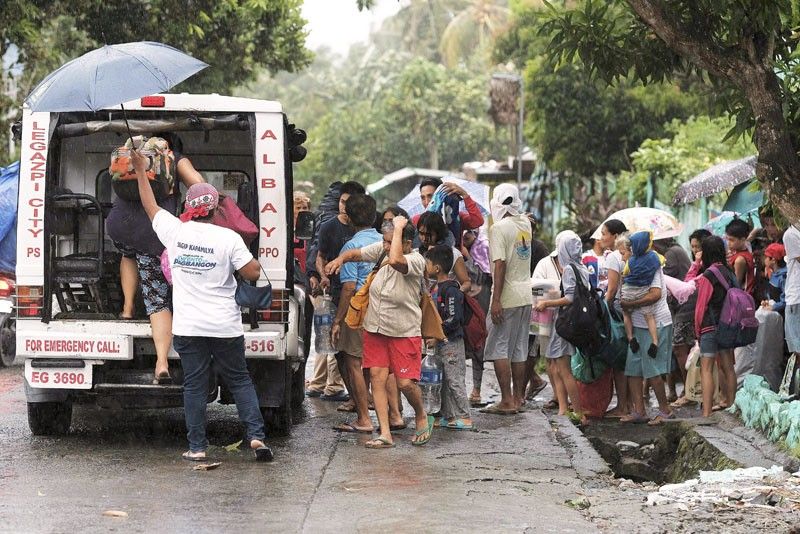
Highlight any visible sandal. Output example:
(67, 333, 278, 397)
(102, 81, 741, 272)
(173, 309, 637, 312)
(365, 436, 395, 449)
(670, 397, 696, 408)
(479, 403, 518, 415)
(412, 415, 434, 446)
(182, 450, 207, 462)
(446, 418, 475, 431)
(336, 402, 356, 413)
(711, 403, 729, 412)
(469, 394, 487, 407)
(153, 371, 172, 385)
(250, 439, 274, 462)
(333, 422, 373, 434)
(647, 411, 675, 426)
(542, 399, 559, 410)
(525, 381, 547, 400)
(620, 412, 649, 424)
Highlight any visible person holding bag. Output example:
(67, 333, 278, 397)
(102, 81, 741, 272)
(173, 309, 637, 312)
(328, 215, 434, 449)
(106, 133, 204, 385)
(131, 149, 273, 463)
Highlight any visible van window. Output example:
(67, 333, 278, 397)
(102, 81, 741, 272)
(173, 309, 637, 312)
(198, 171, 250, 202)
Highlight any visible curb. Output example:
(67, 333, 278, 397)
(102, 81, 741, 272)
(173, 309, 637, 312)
(550, 414, 612, 478)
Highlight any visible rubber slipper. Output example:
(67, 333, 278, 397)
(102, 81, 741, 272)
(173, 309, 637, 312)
(670, 397, 696, 408)
(446, 419, 475, 431)
(154, 371, 172, 385)
(365, 436, 395, 449)
(412, 415, 435, 446)
(250, 440, 274, 462)
(333, 422, 373, 434)
(305, 389, 323, 398)
(647, 411, 675, 426)
(469, 394, 487, 407)
(620, 412, 649, 424)
(542, 399, 559, 410)
(711, 404, 729, 412)
(525, 381, 547, 400)
(336, 403, 356, 412)
(320, 392, 350, 402)
(182, 450, 207, 462)
(479, 403, 518, 415)
(378, 423, 408, 433)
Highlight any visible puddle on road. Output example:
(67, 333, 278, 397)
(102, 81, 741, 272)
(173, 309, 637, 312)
(581, 420, 739, 484)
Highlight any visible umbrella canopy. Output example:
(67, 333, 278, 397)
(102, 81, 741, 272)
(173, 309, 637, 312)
(591, 207, 684, 240)
(672, 155, 757, 205)
(25, 41, 208, 112)
(705, 211, 760, 236)
(397, 176, 490, 219)
(722, 179, 764, 216)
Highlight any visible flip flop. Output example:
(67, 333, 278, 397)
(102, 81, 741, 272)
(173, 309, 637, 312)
(250, 440, 274, 462)
(525, 381, 547, 400)
(620, 412, 649, 424)
(153, 371, 172, 385)
(711, 404, 729, 412)
(305, 389, 323, 398)
(446, 419, 475, 431)
(378, 423, 408, 433)
(336, 403, 356, 413)
(647, 411, 675, 426)
(412, 415, 434, 446)
(542, 399, 559, 410)
(479, 403, 518, 415)
(469, 394, 487, 407)
(365, 436, 395, 449)
(182, 450, 207, 462)
(320, 392, 350, 402)
(333, 422, 373, 434)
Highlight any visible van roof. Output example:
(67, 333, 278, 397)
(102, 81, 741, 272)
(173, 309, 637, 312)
(23, 93, 283, 113)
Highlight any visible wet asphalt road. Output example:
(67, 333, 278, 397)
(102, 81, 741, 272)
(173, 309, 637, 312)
(3, 358, 800, 533)
(0, 359, 605, 533)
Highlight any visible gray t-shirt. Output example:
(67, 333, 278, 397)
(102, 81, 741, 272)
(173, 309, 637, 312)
(629, 269, 672, 329)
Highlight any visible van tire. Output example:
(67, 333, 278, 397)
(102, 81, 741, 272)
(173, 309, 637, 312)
(0, 316, 15, 367)
(261, 406, 291, 437)
(291, 361, 306, 409)
(28, 401, 73, 436)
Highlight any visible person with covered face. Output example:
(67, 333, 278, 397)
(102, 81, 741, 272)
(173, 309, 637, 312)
(131, 150, 272, 463)
(534, 230, 586, 424)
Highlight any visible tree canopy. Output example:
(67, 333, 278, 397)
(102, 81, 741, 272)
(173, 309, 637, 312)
(539, 0, 800, 222)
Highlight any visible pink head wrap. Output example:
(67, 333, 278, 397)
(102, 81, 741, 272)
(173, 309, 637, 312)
(180, 183, 219, 222)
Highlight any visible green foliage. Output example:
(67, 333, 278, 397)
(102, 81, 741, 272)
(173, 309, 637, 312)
(619, 115, 755, 205)
(297, 58, 502, 196)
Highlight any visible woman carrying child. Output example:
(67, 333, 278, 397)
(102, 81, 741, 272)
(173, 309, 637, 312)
(425, 245, 473, 430)
(617, 232, 663, 359)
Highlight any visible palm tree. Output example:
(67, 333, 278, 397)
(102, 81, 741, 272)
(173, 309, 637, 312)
(439, 0, 512, 68)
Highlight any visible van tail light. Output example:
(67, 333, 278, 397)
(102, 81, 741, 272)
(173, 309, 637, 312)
(16, 286, 44, 317)
(140, 96, 165, 107)
(257, 289, 290, 323)
(0, 277, 14, 298)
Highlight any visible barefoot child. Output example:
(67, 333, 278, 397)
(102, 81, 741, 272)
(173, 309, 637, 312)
(618, 232, 664, 359)
(425, 245, 473, 430)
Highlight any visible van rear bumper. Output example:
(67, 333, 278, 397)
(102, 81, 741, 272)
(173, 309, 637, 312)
(17, 319, 288, 360)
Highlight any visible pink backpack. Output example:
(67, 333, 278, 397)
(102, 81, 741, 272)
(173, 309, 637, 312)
(707, 265, 759, 348)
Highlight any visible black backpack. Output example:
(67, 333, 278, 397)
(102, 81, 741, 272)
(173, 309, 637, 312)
(555, 264, 610, 357)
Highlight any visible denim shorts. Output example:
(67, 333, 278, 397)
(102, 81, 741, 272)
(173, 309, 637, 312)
(786, 304, 800, 353)
(699, 331, 719, 356)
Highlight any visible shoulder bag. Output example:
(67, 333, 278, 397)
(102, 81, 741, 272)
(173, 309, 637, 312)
(420, 280, 446, 341)
(344, 251, 387, 329)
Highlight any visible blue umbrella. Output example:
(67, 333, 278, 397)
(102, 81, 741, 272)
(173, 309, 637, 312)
(25, 41, 208, 113)
(705, 211, 760, 236)
(722, 179, 764, 215)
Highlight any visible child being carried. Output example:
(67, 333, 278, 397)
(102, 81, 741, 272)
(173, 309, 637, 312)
(617, 231, 664, 358)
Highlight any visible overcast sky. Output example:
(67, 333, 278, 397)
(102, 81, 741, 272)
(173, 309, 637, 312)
(301, 0, 403, 55)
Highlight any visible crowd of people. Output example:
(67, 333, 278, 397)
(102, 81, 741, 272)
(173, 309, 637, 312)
(297, 177, 800, 443)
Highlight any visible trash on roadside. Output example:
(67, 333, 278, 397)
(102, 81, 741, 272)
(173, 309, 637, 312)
(102, 510, 128, 518)
(192, 462, 222, 471)
(224, 440, 242, 453)
(646, 465, 800, 510)
(564, 497, 591, 510)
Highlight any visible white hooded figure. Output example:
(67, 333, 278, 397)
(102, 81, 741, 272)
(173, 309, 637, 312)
(548, 230, 590, 359)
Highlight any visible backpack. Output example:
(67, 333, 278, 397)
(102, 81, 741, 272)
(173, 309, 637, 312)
(707, 264, 759, 349)
(109, 136, 176, 202)
(462, 293, 488, 353)
(555, 264, 610, 356)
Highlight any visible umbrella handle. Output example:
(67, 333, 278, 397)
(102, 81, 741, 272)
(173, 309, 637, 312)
(119, 103, 135, 147)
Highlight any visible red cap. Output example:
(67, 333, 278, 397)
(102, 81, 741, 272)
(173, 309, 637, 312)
(764, 243, 786, 260)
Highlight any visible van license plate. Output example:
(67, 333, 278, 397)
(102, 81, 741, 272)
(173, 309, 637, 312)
(25, 360, 92, 389)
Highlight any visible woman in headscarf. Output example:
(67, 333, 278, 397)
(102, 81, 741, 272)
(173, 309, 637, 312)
(534, 230, 587, 423)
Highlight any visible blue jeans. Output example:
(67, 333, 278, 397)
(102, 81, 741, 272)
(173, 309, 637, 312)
(174, 335, 266, 452)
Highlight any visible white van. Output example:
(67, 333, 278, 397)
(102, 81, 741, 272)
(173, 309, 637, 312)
(15, 94, 312, 436)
